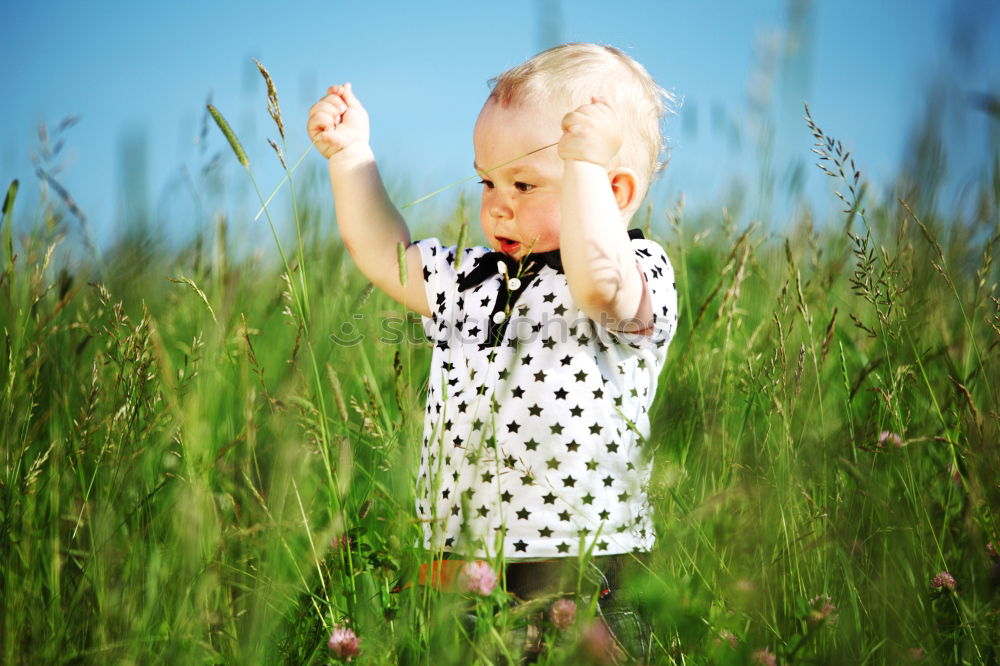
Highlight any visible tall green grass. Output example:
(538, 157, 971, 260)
(1, 71, 998, 664)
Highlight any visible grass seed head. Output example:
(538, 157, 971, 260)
(207, 104, 248, 167)
(397, 242, 407, 286)
(254, 58, 285, 141)
(267, 138, 287, 169)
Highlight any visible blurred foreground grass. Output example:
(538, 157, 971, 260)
(1, 100, 999, 664)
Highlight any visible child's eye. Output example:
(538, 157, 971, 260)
(514, 182, 534, 193)
(478, 179, 494, 189)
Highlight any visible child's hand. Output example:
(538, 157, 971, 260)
(307, 83, 370, 160)
(557, 96, 623, 168)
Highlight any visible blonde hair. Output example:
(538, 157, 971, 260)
(488, 43, 676, 200)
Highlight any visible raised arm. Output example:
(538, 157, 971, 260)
(307, 84, 430, 317)
(557, 97, 652, 332)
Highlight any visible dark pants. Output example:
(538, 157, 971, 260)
(501, 554, 654, 662)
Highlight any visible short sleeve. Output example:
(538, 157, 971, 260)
(605, 238, 679, 351)
(414, 238, 491, 338)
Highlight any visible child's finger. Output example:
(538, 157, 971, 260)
(320, 96, 348, 116)
(341, 82, 363, 108)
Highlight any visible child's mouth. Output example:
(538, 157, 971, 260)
(498, 237, 520, 255)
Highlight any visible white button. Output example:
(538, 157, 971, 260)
(508, 278, 521, 290)
(496, 261, 508, 275)
(492, 311, 507, 324)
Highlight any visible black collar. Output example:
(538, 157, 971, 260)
(457, 228, 645, 292)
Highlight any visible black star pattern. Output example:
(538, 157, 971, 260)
(414, 238, 675, 559)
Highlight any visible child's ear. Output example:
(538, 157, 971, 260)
(609, 168, 638, 214)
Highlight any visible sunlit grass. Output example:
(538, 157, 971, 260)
(1, 70, 998, 665)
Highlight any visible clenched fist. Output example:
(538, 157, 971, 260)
(557, 96, 623, 168)
(307, 83, 370, 160)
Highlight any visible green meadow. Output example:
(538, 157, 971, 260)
(1, 68, 998, 665)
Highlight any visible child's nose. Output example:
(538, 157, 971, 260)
(489, 199, 513, 220)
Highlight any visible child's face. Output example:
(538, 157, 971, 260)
(473, 99, 565, 259)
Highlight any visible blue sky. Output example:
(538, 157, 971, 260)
(3, 0, 998, 248)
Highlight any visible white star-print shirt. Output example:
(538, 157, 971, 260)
(414, 234, 677, 559)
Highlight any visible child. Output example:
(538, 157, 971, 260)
(309, 42, 677, 653)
